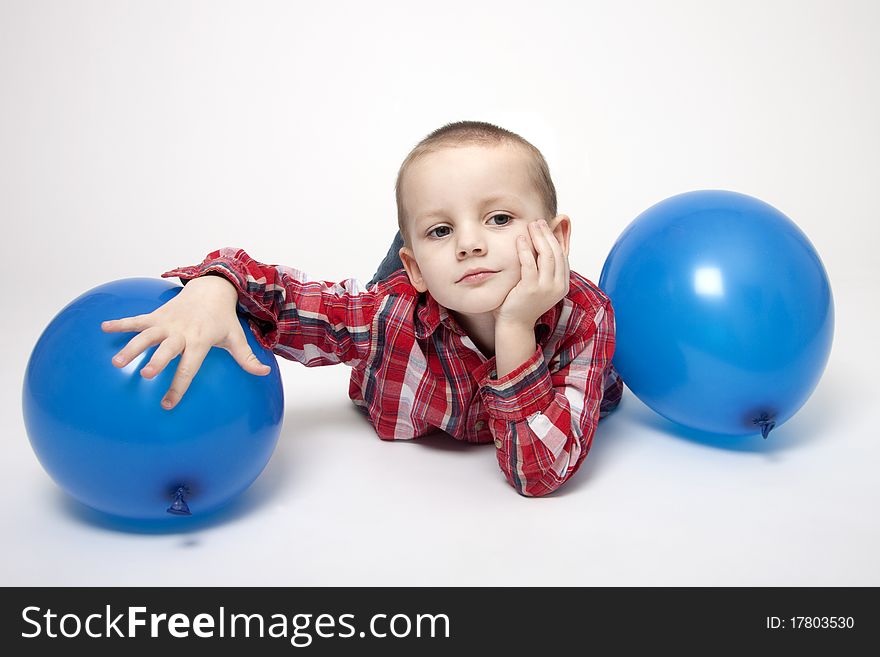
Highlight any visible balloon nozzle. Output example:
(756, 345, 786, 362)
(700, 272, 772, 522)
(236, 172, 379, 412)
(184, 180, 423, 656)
(753, 413, 776, 439)
(167, 485, 192, 516)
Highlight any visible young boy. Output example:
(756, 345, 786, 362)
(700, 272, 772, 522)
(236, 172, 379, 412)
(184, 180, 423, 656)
(102, 121, 623, 496)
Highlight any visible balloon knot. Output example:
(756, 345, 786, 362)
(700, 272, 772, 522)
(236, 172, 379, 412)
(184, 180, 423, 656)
(167, 485, 192, 516)
(753, 413, 776, 439)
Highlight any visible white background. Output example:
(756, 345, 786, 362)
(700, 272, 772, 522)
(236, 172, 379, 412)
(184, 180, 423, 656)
(2, 0, 878, 585)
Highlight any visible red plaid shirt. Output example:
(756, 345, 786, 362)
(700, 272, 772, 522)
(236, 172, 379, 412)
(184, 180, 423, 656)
(162, 248, 623, 496)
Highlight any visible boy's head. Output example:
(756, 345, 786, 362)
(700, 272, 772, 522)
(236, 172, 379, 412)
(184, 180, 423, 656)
(396, 120, 570, 317)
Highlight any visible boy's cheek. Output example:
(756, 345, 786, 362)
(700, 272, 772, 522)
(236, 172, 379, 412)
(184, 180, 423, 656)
(501, 274, 520, 294)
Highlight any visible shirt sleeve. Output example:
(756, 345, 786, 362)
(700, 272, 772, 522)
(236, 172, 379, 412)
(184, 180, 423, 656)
(472, 301, 619, 497)
(161, 247, 378, 368)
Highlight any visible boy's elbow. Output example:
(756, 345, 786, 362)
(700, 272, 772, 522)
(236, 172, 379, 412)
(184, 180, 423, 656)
(502, 431, 590, 496)
(599, 395, 622, 419)
(507, 471, 566, 498)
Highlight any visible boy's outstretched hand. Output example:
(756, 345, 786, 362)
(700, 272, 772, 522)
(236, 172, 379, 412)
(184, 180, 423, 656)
(101, 274, 271, 410)
(493, 219, 570, 327)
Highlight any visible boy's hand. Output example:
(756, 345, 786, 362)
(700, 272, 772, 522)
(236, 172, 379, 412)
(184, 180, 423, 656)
(493, 219, 570, 328)
(101, 275, 271, 410)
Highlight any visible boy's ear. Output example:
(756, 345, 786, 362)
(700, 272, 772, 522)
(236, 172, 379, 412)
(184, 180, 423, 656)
(399, 246, 429, 293)
(549, 214, 571, 256)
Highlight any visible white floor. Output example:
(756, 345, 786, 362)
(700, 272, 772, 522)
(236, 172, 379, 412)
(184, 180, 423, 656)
(3, 285, 875, 586)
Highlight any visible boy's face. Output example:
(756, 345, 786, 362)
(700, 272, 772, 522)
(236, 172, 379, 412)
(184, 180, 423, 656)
(398, 143, 570, 317)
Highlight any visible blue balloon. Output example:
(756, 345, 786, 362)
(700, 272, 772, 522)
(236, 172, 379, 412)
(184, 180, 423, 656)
(22, 278, 284, 520)
(599, 190, 833, 437)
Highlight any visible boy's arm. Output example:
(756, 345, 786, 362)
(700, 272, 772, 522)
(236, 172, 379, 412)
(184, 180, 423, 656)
(473, 300, 620, 497)
(161, 247, 378, 368)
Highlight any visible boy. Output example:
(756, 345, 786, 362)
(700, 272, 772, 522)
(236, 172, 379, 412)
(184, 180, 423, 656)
(102, 121, 623, 496)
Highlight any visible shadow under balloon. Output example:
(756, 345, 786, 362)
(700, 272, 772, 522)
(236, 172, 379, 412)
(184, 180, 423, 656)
(625, 364, 840, 454)
(626, 400, 794, 453)
(54, 408, 307, 536)
(56, 483, 273, 536)
(57, 396, 384, 535)
(548, 372, 840, 499)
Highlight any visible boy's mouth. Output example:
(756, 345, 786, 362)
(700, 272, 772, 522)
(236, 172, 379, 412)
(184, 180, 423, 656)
(457, 269, 499, 284)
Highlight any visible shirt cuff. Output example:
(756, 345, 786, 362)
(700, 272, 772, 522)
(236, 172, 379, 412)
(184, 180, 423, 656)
(161, 257, 246, 289)
(474, 346, 555, 422)
(160, 258, 279, 350)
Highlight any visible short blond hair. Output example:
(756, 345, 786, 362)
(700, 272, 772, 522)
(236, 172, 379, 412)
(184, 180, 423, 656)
(395, 121, 558, 247)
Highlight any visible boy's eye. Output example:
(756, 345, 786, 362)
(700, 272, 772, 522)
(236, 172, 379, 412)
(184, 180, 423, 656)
(427, 225, 452, 238)
(426, 215, 512, 239)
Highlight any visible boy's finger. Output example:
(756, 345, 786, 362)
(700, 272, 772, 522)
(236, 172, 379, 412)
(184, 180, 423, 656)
(227, 332, 272, 375)
(540, 221, 566, 285)
(101, 315, 149, 333)
(140, 335, 186, 379)
(532, 221, 555, 282)
(541, 220, 564, 258)
(112, 327, 165, 367)
(531, 221, 553, 257)
(161, 344, 211, 410)
(517, 235, 538, 277)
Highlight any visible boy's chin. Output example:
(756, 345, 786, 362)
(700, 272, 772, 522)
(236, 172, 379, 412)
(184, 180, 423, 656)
(441, 297, 505, 316)
(434, 283, 512, 316)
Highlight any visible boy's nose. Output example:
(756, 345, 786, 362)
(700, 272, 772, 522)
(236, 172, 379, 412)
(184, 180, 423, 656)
(457, 244, 485, 258)
(455, 230, 487, 257)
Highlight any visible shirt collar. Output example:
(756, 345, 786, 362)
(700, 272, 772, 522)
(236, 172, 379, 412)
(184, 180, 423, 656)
(414, 291, 561, 344)
(413, 292, 450, 339)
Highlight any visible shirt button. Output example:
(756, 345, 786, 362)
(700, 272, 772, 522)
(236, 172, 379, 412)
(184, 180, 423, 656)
(494, 437, 503, 449)
(474, 420, 486, 431)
